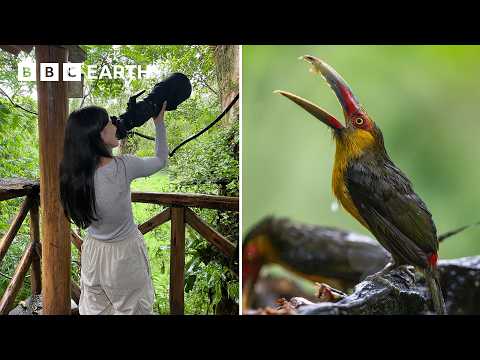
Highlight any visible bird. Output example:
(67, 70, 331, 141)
(242, 216, 391, 309)
(275, 55, 447, 314)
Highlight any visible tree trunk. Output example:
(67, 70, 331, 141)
(210, 45, 240, 315)
(211, 45, 239, 128)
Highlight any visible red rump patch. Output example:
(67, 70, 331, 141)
(242, 244, 261, 284)
(428, 252, 438, 267)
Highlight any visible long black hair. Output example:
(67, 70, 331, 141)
(60, 106, 113, 229)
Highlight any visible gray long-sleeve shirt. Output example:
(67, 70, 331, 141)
(86, 121, 168, 242)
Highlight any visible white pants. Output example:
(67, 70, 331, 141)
(79, 228, 154, 315)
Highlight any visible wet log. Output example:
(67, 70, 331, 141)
(268, 257, 480, 315)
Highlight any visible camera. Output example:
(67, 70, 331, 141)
(111, 72, 192, 139)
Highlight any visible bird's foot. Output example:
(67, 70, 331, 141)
(363, 263, 417, 299)
(397, 264, 416, 281)
(364, 262, 396, 283)
(362, 262, 406, 297)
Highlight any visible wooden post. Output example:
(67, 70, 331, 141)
(170, 207, 185, 315)
(29, 194, 41, 295)
(35, 45, 71, 314)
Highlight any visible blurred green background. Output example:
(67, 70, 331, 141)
(243, 45, 480, 260)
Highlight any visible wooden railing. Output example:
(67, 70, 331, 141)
(0, 179, 42, 314)
(0, 178, 238, 315)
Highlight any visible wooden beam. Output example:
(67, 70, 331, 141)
(0, 45, 20, 55)
(16, 45, 34, 54)
(0, 178, 39, 201)
(132, 192, 239, 212)
(138, 207, 171, 235)
(70, 230, 83, 253)
(65, 46, 85, 98)
(184, 208, 236, 258)
(64, 45, 86, 63)
(0, 241, 35, 314)
(0, 195, 32, 265)
(29, 195, 42, 295)
(170, 207, 185, 315)
(0, 45, 34, 56)
(0, 45, 20, 56)
(67, 74, 84, 98)
(71, 281, 81, 305)
(36, 45, 71, 315)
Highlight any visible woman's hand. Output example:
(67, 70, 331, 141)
(153, 101, 167, 126)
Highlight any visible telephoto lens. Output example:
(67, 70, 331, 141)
(111, 72, 192, 139)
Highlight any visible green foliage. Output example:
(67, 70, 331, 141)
(185, 261, 238, 314)
(0, 50, 36, 96)
(0, 99, 38, 180)
(0, 94, 39, 306)
(169, 120, 239, 197)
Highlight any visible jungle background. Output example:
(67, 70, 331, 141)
(0, 45, 239, 314)
(243, 45, 480, 295)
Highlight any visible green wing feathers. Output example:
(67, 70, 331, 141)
(345, 158, 438, 268)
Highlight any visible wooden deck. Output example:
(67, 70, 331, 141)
(0, 177, 238, 315)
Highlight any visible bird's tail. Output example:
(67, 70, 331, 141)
(424, 268, 447, 315)
(438, 220, 480, 242)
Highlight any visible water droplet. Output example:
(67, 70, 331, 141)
(331, 201, 339, 212)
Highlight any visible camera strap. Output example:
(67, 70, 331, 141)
(169, 93, 239, 157)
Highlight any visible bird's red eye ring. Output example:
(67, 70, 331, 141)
(355, 117, 364, 126)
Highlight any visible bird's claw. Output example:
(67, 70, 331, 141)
(398, 265, 416, 281)
(315, 282, 347, 302)
(364, 262, 396, 283)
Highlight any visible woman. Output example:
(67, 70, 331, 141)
(59, 101, 168, 315)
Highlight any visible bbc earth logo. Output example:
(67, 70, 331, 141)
(18, 62, 161, 81)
